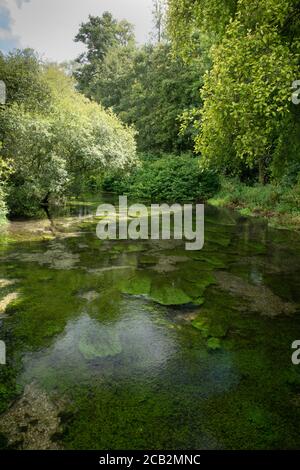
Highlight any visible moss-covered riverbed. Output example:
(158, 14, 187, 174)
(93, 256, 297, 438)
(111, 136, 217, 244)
(0, 198, 300, 449)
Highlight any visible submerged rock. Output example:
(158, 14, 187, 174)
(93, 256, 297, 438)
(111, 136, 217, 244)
(120, 272, 152, 297)
(0, 279, 17, 289)
(4, 242, 80, 270)
(174, 311, 199, 323)
(87, 266, 134, 275)
(120, 271, 196, 306)
(215, 271, 297, 317)
(150, 255, 189, 273)
(150, 281, 192, 306)
(120, 259, 216, 306)
(1, 220, 55, 243)
(0, 292, 19, 314)
(0, 383, 63, 450)
(78, 290, 100, 302)
(78, 328, 122, 360)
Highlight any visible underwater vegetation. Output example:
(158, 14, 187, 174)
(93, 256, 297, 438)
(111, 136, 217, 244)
(0, 202, 300, 449)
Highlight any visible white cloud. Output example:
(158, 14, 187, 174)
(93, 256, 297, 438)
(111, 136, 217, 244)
(14, 0, 30, 7)
(3, 0, 153, 62)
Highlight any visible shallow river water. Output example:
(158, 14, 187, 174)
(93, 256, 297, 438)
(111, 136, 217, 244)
(0, 197, 300, 449)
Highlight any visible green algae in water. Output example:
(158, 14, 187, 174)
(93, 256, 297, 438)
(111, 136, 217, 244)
(119, 262, 216, 306)
(78, 328, 122, 360)
(207, 338, 222, 350)
(192, 311, 228, 339)
(120, 271, 152, 296)
(150, 279, 192, 306)
(192, 316, 210, 336)
(1, 199, 300, 450)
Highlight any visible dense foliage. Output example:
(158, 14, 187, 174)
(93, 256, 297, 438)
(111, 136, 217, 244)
(211, 175, 300, 228)
(102, 154, 220, 202)
(74, 12, 136, 99)
(0, 50, 136, 216)
(1, 0, 300, 221)
(168, 0, 300, 184)
(73, 11, 207, 153)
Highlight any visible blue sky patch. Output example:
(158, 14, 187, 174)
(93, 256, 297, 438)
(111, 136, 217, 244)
(0, 5, 12, 30)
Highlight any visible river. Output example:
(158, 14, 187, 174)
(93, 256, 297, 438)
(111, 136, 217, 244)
(0, 196, 300, 449)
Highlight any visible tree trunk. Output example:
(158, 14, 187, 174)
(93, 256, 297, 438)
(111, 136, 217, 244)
(41, 192, 50, 207)
(41, 192, 57, 235)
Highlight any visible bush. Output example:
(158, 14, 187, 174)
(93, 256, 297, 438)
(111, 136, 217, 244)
(6, 183, 42, 218)
(102, 154, 220, 202)
(280, 162, 300, 188)
(278, 176, 300, 214)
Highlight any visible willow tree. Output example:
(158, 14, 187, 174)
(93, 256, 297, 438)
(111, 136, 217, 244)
(0, 52, 137, 216)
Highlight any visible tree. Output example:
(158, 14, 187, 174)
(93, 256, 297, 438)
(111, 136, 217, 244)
(152, 0, 167, 43)
(115, 43, 205, 153)
(0, 49, 51, 112)
(167, 0, 300, 183)
(167, 0, 238, 60)
(74, 12, 135, 98)
(0, 54, 137, 216)
(73, 12, 207, 153)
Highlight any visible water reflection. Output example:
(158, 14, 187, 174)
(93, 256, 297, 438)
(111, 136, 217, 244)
(19, 299, 177, 388)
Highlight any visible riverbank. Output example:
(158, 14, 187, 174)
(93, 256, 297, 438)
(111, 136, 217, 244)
(209, 178, 300, 231)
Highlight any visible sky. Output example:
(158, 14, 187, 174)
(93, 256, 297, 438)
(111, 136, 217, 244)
(0, 0, 154, 62)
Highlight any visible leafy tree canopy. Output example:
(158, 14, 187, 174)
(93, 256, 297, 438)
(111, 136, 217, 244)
(0, 52, 136, 216)
(168, 0, 300, 183)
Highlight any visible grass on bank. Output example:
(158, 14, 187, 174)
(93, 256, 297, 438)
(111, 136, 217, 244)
(209, 177, 300, 230)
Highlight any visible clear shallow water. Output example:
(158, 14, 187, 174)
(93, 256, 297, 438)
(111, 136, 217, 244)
(0, 197, 300, 449)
